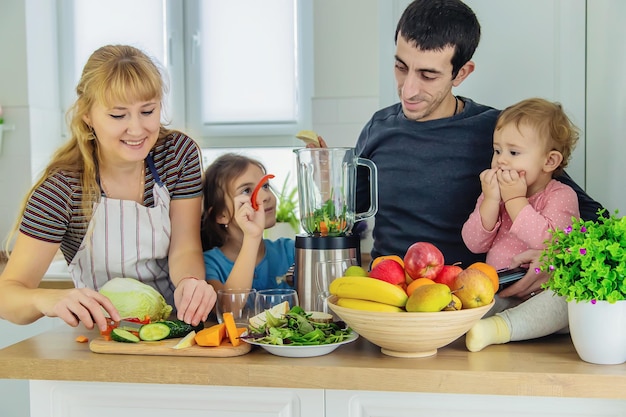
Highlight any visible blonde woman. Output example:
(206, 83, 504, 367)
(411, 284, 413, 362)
(0, 45, 215, 330)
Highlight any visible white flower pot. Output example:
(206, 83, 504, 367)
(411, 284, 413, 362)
(567, 299, 626, 365)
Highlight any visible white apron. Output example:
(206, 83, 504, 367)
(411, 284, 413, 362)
(68, 155, 175, 306)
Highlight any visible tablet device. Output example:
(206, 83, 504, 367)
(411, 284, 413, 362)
(497, 266, 528, 287)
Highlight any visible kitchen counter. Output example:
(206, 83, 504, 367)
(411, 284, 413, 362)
(1, 327, 625, 399)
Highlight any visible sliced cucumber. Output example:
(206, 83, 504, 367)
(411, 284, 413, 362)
(138, 322, 171, 341)
(111, 328, 140, 343)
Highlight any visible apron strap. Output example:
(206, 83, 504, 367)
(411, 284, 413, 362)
(147, 153, 164, 186)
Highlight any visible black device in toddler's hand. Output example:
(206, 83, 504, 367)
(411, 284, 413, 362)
(497, 266, 529, 288)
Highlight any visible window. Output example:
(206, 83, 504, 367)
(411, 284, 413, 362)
(57, 0, 312, 147)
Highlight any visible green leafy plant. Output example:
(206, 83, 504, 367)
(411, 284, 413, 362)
(540, 210, 626, 303)
(273, 173, 300, 233)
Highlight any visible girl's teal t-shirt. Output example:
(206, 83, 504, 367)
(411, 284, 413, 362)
(203, 238, 295, 290)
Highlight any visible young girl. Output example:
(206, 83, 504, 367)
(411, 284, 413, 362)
(461, 98, 580, 352)
(201, 153, 295, 291)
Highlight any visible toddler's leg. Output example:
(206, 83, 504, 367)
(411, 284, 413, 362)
(465, 315, 511, 352)
(465, 295, 519, 352)
(465, 291, 567, 352)
(499, 290, 568, 341)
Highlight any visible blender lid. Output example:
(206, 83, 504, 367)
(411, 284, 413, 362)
(295, 234, 361, 250)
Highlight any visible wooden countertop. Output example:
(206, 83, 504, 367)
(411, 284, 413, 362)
(1, 327, 625, 398)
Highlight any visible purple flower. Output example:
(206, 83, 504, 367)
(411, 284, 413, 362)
(591, 299, 597, 305)
(549, 265, 555, 271)
(579, 248, 587, 255)
(534, 267, 541, 274)
(565, 226, 573, 234)
(580, 226, 587, 233)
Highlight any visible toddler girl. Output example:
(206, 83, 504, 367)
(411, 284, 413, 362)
(461, 98, 580, 351)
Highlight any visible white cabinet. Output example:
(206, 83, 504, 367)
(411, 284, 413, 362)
(325, 390, 626, 417)
(0, 318, 64, 417)
(30, 381, 325, 417)
(30, 382, 626, 417)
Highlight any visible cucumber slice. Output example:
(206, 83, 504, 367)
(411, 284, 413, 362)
(111, 328, 140, 343)
(138, 322, 171, 341)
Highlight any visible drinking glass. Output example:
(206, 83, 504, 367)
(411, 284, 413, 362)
(315, 258, 357, 316)
(215, 289, 257, 327)
(255, 288, 299, 315)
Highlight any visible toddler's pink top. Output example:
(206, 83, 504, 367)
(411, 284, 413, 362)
(461, 179, 580, 270)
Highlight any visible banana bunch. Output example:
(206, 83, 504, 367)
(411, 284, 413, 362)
(329, 276, 408, 312)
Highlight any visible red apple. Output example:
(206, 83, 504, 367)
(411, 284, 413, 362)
(403, 241, 445, 281)
(434, 264, 463, 289)
(368, 259, 406, 285)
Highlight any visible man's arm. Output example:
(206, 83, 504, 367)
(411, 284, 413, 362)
(555, 171, 604, 221)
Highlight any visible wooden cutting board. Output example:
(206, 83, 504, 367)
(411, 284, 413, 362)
(90, 336, 251, 357)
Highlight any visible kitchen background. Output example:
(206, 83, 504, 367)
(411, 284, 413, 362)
(0, 1, 624, 416)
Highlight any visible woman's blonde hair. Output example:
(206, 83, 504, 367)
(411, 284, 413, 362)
(495, 97, 579, 176)
(6, 44, 171, 252)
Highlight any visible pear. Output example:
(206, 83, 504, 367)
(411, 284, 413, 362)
(344, 265, 369, 277)
(405, 283, 452, 312)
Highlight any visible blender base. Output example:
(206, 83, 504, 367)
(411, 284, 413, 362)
(294, 234, 361, 312)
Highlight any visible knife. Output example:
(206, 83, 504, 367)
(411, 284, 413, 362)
(106, 319, 145, 331)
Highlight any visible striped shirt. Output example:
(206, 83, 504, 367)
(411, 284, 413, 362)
(20, 132, 203, 264)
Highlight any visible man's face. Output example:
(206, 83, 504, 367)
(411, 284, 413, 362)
(394, 35, 457, 121)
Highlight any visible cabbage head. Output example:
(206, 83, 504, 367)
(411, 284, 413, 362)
(99, 278, 173, 321)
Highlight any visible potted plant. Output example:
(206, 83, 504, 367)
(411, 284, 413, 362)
(540, 209, 626, 364)
(266, 173, 300, 240)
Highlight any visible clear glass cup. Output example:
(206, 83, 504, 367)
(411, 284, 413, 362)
(215, 288, 257, 327)
(254, 288, 299, 315)
(315, 258, 357, 317)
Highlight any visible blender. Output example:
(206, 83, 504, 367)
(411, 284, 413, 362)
(293, 147, 378, 311)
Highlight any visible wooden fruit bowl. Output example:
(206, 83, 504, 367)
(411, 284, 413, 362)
(327, 296, 494, 358)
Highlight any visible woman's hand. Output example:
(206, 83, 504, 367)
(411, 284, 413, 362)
(174, 278, 217, 326)
(38, 288, 120, 331)
(498, 249, 547, 300)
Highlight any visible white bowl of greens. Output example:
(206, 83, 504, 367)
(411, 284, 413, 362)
(241, 306, 358, 358)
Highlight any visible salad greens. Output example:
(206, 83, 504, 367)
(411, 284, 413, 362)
(243, 306, 353, 346)
(302, 197, 349, 237)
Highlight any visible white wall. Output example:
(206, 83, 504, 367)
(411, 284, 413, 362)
(312, 0, 380, 148)
(586, 0, 626, 213)
(0, 0, 63, 246)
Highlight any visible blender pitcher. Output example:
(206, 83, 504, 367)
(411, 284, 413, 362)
(294, 147, 378, 236)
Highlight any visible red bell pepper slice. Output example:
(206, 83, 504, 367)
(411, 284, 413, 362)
(250, 174, 275, 211)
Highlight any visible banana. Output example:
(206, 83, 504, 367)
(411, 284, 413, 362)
(337, 298, 404, 312)
(329, 276, 408, 307)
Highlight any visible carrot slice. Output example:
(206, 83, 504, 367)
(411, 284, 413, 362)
(75, 335, 89, 343)
(319, 220, 329, 236)
(250, 174, 275, 211)
(222, 312, 241, 347)
(195, 323, 226, 347)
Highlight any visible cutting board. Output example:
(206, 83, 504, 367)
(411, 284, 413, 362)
(90, 336, 251, 357)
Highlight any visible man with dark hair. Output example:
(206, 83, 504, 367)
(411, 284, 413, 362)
(354, 0, 601, 292)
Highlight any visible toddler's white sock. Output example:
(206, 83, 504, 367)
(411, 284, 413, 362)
(465, 315, 511, 352)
